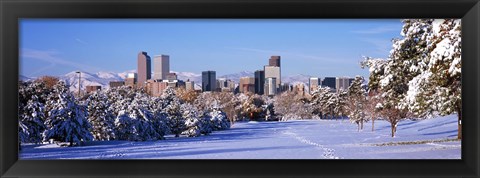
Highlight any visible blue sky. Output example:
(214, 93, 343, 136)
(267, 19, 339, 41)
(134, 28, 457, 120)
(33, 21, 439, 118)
(20, 19, 403, 78)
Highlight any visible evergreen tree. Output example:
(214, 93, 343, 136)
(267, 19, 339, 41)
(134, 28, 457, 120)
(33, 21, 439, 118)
(346, 76, 367, 131)
(43, 81, 93, 146)
(161, 87, 186, 137)
(181, 103, 203, 137)
(86, 91, 116, 141)
(19, 95, 46, 143)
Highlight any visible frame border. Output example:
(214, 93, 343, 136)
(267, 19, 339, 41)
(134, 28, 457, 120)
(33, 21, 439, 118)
(1, 0, 479, 177)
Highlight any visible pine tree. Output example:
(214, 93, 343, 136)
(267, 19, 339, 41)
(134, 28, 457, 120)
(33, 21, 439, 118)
(346, 76, 368, 131)
(43, 81, 93, 146)
(86, 91, 116, 141)
(162, 87, 186, 137)
(208, 107, 231, 131)
(181, 103, 203, 137)
(19, 95, 46, 144)
(405, 19, 462, 138)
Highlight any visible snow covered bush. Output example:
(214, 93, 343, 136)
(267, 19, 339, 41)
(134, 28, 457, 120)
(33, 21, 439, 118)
(43, 81, 93, 146)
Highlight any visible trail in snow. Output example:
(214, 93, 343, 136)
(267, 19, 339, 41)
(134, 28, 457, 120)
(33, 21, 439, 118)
(282, 129, 340, 159)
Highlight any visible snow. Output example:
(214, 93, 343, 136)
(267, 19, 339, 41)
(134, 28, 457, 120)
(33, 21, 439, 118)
(20, 114, 460, 159)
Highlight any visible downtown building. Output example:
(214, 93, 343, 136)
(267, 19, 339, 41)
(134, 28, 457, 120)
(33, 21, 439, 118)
(216, 78, 235, 92)
(202, 71, 216, 92)
(264, 65, 281, 92)
(185, 79, 195, 91)
(137, 51, 151, 87)
(125, 72, 137, 87)
(309, 77, 321, 94)
(265, 77, 277, 96)
(239, 77, 255, 93)
(254, 70, 265, 95)
(336, 77, 352, 92)
(322, 77, 336, 89)
(153, 55, 170, 80)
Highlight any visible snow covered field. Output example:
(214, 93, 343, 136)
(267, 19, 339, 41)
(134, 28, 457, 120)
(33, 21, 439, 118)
(20, 114, 460, 159)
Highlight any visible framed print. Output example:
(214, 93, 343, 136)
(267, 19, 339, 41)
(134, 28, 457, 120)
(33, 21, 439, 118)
(1, 0, 479, 177)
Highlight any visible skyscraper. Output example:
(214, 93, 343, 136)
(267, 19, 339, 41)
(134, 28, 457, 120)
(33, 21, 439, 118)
(137, 51, 151, 87)
(322, 77, 336, 89)
(264, 65, 281, 91)
(153, 55, 169, 80)
(269, 56, 281, 67)
(202, 71, 216, 92)
(254, 70, 265, 95)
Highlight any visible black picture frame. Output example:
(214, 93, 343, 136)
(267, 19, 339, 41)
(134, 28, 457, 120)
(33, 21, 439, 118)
(1, 0, 479, 177)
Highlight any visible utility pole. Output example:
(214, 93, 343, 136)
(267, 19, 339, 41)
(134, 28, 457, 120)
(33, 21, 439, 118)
(76, 71, 81, 97)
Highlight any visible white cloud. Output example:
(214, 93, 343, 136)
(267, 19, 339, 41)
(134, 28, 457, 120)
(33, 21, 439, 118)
(75, 38, 88, 45)
(21, 48, 102, 75)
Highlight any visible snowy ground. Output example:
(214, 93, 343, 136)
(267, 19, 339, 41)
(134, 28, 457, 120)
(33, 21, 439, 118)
(20, 115, 460, 159)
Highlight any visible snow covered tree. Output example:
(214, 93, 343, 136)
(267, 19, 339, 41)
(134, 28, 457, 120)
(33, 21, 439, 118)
(207, 107, 231, 131)
(86, 91, 116, 141)
(346, 76, 367, 131)
(334, 90, 348, 120)
(362, 19, 461, 138)
(311, 87, 334, 119)
(19, 95, 46, 144)
(405, 19, 462, 139)
(181, 103, 203, 137)
(114, 92, 164, 141)
(43, 81, 93, 146)
(161, 87, 186, 137)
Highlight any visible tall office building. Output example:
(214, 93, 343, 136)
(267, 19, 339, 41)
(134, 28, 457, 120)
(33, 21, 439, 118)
(153, 55, 169, 80)
(269, 56, 281, 67)
(202, 71, 216, 92)
(336, 77, 351, 92)
(322, 77, 336, 89)
(309, 77, 321, 94)
(265, 78, 277, 96)
(137, 51, 151, 87)
(254, 70, 265, 95)
(264, 65, 281, 91)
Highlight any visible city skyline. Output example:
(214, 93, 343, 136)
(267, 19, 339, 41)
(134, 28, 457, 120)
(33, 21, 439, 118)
(20, 19, 403, 78)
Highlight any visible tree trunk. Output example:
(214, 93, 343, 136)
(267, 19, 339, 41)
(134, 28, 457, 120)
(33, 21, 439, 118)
(360, 120, 364, 130)
(390, 122, 397, 137)
(371, 118, 375, 132)
(357, 123, 360, 132)
(457, 108, 462, 139)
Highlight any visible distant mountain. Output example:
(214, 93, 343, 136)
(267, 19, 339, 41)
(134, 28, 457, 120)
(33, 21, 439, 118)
(61, 71, 124, 92)
(282, 74, 312, 84)
(20, 75, 33, 81)
(218, 71, 254, 83)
